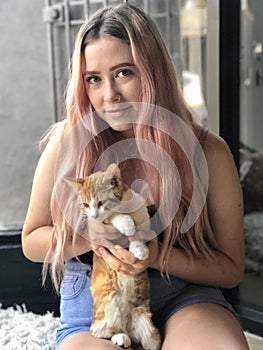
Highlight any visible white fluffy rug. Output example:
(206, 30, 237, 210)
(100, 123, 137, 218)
(0, 304, 60, 350)
(245, 332, 263, 350)
(0, 304, 263, 350)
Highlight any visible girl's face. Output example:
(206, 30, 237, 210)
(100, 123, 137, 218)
(83, 36, 141, 135)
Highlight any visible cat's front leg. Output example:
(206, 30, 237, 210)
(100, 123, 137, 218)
(111, 333, 131, 348)
(90, 321, 113, 339)
(110, 214, 136, 236)
(129, 241, 149, 260)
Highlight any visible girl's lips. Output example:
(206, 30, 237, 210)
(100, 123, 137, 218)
(103, 105, 132, 118)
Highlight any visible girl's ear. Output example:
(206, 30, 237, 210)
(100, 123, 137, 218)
(64, 177, 85, 192)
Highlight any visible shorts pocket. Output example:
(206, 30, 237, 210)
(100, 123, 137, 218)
(60, 271, 87, 300)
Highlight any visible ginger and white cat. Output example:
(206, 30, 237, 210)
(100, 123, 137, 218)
(67, 164, 161, 350)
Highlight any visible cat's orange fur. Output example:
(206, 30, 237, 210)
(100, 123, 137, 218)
(68, 164, 161, 350)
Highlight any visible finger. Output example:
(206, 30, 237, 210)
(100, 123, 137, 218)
(99, 246, 128, 273)
(128, 229, 157, 243)
(100, 243, 131, 263)
(112, 245, 138, 264)
(100, 239, 115, 248)
(90, 242, 102, 252)
(86, 218, 122, 241)
(93, 249, 102, 257)
(100, 236, 130, 251)
(99, 245, 147, 275)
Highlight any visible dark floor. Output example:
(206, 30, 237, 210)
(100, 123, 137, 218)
(0, 230, 59, 316)
(240, 273, 263, 307)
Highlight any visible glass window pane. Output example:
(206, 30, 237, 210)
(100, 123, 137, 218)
(180, 0, 208, 124)
(0, 0, 53, 227)
(240, 0, 263, 309)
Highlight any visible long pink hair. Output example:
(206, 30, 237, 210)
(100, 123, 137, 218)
(43, 3, 217, 290)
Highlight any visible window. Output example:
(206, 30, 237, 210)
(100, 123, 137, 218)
(0, 0, 53, 229)
(239, 0, 263, 322)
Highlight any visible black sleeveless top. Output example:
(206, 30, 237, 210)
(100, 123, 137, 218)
(74, 127, 209, 264)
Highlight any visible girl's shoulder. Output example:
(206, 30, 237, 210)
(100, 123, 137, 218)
(35, 120, 69, 176)
(192, 123, 238, 183)
(193, 122, 232, 159)
(40, 119, 67, 151)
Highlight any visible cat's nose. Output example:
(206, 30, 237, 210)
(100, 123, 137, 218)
(90, 209, 98, 219)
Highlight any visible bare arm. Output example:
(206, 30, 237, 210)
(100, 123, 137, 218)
(98, 131, 245, 288)
(22, 124, 92, 263)
(154, 131, 245, 288)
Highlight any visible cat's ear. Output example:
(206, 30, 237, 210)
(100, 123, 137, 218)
(64, 177, 85, 192)
(106, 163, 121, 178)
(105, 163, 122, 188)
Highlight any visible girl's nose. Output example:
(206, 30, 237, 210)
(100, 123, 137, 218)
(104, 80, 121, 103)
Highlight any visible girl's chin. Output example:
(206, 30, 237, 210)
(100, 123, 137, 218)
(110, 123, 134, 135)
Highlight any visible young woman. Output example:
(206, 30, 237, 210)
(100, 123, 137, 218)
(22, 3, 249, 350)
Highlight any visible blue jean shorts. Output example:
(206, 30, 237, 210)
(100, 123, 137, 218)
(55, 260, 237, 348)
(55, 260, 93, 349)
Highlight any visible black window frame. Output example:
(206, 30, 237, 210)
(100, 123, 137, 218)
(219, 0, 263, 336)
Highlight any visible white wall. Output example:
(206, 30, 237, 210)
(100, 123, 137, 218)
(0, 0, 53, 225)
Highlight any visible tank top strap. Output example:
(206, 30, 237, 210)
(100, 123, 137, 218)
(198, 126, 209, 147)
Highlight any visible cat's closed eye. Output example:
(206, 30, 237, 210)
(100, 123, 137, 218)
(83, 203, 89, 208)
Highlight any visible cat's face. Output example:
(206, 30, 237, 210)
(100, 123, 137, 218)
(67, 164, 126, 221)
(79, 178, 106, 219)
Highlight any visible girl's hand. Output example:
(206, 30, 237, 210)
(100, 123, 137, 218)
(97, 230, 160, 276)
(84, 217, 129, 247)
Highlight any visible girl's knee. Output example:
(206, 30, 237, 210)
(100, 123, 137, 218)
(57, 332, 133, 350)
(162, 303, 249, 350)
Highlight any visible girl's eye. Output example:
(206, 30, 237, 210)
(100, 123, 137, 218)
(84, 75, 101, 84)
(117, 69, 133, 78)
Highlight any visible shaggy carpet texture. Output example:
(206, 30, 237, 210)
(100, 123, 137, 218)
(0, 304, 263, 350)
(0, 304, 60, 350)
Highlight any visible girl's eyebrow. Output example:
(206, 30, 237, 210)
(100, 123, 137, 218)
(83, 62, 135, 76)
(83, 70, 99, 77)
(109, 62, 134, 72)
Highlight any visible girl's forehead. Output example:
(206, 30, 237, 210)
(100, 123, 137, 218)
(84, 36, 133, 66)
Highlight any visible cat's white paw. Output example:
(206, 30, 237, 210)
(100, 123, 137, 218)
(129, 241, 149, 260)
(90, 322, 113, 339)
(111, 215, 136, 236)
(111, 333, 131, 348)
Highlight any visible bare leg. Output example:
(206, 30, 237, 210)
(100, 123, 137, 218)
(162, 303, 249, 350)
(57, 332, 134, 350)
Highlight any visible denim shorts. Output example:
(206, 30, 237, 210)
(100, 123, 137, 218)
(55, 260, 237, 348)
(55, 260, 93, 349)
